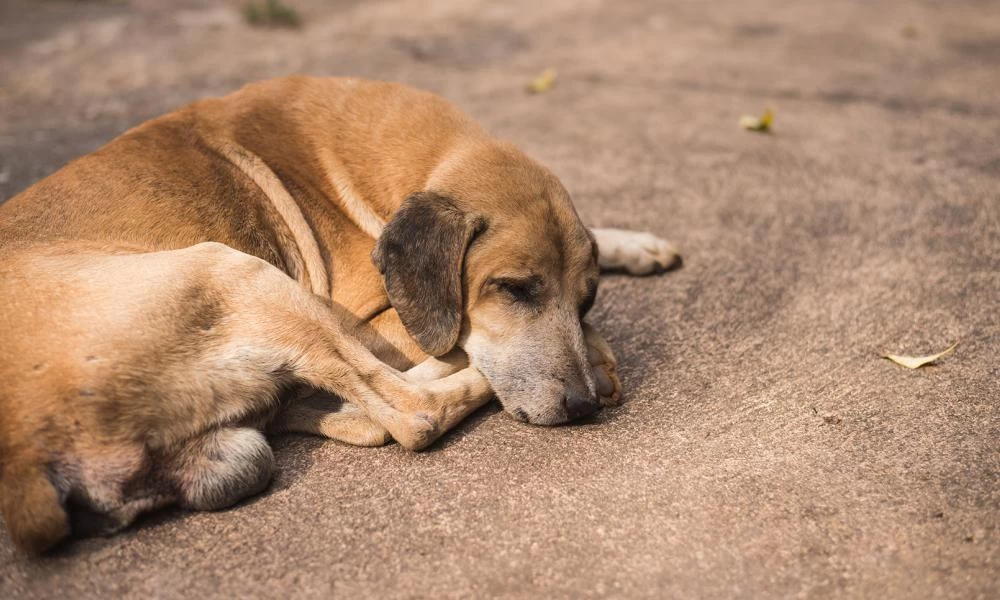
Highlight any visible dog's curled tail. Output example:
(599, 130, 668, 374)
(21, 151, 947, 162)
(0, 459, 70, 553)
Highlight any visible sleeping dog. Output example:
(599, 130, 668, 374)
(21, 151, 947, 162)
(0, 76, 679, 553)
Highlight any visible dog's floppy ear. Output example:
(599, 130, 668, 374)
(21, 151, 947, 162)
(372, 191, 486, 356)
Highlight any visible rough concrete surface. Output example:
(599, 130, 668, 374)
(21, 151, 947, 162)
(0, 0, 997, 597)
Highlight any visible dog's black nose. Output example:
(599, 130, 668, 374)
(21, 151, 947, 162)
(563, 393, 600, 421)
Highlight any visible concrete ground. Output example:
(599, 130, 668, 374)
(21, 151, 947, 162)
(1, 0, 997, 597)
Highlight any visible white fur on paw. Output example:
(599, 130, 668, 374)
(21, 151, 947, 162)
(591, 228, 681, 275)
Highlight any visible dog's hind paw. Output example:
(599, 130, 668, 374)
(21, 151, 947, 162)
(387, 410, 440, 451)
(591, 228, 681, 275)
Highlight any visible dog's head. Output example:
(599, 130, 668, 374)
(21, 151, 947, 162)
(372, 144, 601, 424)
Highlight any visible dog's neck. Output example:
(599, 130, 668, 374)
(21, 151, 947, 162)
(313, 146, 386, 240)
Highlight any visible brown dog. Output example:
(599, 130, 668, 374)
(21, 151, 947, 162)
(0, 76, 679, 553)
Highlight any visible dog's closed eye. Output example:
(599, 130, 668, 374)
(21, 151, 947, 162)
(491, 277, 542, 304)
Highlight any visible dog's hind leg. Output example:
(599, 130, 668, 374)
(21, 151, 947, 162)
(269, 398, 392, 447)
(168, 428, 275, 511)
(590, 228, 681, 275)
(269, 349, 471, 446)
(175, 241, 491, 450)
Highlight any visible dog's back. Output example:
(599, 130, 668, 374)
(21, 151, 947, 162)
(0, 109, 284, 260)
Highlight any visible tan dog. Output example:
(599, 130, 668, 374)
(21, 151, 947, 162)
(0, 76, 679, 553)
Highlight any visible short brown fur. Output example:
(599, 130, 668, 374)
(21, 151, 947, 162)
(0, 77, 678, 553)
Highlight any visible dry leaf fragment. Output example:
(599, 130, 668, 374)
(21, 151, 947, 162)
(527, 69, 557, 94)
(244, 0, 302, 28)
(884, 343, 957, 369)
(739, 108, 774, 132)
(822, 414, 843, 426)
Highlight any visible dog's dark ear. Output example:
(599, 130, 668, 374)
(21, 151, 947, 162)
(372, 191, 486, 356)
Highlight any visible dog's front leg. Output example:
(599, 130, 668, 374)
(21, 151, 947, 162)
(164, 241, 487, 451)
(288, 350, 490, 451)
(250, 300, 489, 450)
(583, 322, 622, 407)
(401, 349, 469, 383)
(270, 349, 472, 447)
(590, 228, 681, 275)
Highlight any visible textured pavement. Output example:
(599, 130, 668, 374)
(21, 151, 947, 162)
(1, 0, 998, 597)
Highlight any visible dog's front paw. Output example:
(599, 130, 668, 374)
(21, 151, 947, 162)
(591, 228, 681, 275)
(583, 323, 622, 407)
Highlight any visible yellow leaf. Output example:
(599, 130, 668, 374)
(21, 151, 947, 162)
(740, 108, 774, 132)
(527, 69, 557, 94)
(884, 343, 957, 369)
